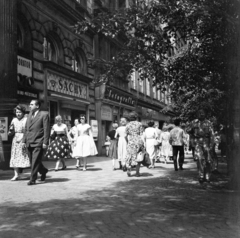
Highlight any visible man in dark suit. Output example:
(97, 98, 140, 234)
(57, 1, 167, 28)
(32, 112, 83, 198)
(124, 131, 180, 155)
(23, 99, 50, 185)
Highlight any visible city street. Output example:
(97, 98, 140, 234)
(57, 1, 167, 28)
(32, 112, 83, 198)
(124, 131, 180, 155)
(0, 155, 239, 238)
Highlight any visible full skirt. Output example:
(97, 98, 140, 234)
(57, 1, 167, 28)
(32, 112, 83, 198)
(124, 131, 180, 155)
(72, 135, 98, 157)
(146, 138, 156, 160)
(117, 137, 127, 162)
(10, 137, 30, 168)
(46, 135, 70, 160)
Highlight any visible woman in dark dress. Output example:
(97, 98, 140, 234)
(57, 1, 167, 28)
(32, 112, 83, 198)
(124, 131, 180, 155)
(107, 123, 118, 170)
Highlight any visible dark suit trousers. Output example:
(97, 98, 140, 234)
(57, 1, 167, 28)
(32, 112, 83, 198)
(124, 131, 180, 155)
(172, 145, 185, 170)
(27, 146, 48, 181)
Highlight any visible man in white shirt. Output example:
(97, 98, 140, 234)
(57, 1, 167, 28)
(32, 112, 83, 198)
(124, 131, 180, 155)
(169, 118, 184, 171)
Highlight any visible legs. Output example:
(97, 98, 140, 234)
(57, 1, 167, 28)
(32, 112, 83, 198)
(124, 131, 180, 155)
(112, 158, 115, 170)
(11, 167, 19, 181)
(179, 146, 185, 169)
(27, 146, 48, 182)
(82, 157, 87, 170)
(172, 146, 179, 171)
(55, 160, 61, 171)
(136, 163, 141, 176)
(75, 158, 81, 168)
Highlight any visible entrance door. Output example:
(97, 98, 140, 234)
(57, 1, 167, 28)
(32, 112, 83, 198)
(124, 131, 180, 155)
(71, 110, 85, 126)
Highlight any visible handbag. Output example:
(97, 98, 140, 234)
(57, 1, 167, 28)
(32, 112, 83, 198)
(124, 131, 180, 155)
(141, 152, 151, 167)
(50, 130, 57, 141)
(136, 150, 145, 162)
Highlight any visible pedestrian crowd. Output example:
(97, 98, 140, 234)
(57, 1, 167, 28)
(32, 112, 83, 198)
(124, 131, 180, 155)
(0, 99, 226, 185)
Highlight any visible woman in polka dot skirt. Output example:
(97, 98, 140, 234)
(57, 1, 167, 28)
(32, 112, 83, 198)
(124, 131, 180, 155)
(45, 115, 70, 171)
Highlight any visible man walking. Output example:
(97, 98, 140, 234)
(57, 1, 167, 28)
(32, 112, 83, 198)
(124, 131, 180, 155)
(169, 118, 185, 171)
(23, 100, 50, 185)
(187, 109, 214, 184)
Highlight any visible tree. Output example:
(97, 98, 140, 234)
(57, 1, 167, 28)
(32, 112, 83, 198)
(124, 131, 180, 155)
(73, 0, 240, 188)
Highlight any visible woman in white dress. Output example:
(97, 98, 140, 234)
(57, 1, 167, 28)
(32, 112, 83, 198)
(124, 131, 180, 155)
(115, 117, 128, 170)
(159, 126, 171, 163)
(8, 105, 30, 181)
(72, 114, 98, 171)
(144, 121, 157, 169)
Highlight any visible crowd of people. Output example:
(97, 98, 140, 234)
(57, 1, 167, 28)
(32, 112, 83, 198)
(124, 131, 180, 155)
(0, 99, 227, 185)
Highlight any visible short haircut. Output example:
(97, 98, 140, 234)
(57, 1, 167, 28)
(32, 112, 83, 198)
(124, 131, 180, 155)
(174, 118, 181, 126)
(74, 118, 80, 123)
(31, 99, 41, 108)
(128, 111, 138, 121)
(79, 114, 86, 122)
(14, 105, 26, 114)
(112, 123, 118, 129)
(55, 115, 62, 122)
(148, 121, 155, 127)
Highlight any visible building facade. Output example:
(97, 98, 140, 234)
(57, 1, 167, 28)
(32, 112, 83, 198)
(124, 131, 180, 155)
(0, 0, 173, 167)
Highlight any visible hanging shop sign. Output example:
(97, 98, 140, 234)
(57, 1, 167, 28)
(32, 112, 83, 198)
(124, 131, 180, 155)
(47, 72, 87, 99)
(104, 86, 136, 107)
(17, 55, 32, 77)
(101, 105, 113, 121)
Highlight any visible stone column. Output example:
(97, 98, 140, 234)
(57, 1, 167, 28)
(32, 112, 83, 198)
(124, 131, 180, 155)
(0, 0, 18, 169)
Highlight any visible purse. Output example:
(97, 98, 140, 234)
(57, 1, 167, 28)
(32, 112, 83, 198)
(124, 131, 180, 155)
(141, 152, 151, 167)
(136, 150, 145, 162)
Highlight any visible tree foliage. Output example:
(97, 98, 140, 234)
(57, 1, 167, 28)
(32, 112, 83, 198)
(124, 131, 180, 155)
(74, 0, 239, 123)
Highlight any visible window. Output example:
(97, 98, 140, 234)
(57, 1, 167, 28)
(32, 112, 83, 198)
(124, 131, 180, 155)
(130, 71, 136, 89)
(153, 86, 156, 99)
(146, 79, 150, 96)
(43, 33, 63, 65)
(72, 50, 87, 75)
(17, 24, 24, 49)
(139, 79, 143, 93)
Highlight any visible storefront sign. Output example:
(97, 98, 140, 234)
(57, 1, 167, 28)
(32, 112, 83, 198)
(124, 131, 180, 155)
(0, 117, 8, 141)
(17, 90, 38, 98)
(90, 120, 98, 138)
(17, 56, 32, 77)
(104, 86, 136, 107)
(101, 105, 112, 121)
(47, 72, 87, 99)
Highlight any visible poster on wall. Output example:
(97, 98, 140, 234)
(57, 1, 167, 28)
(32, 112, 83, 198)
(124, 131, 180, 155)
(0, 117, 8, 141)
(90, 120, 98, 139)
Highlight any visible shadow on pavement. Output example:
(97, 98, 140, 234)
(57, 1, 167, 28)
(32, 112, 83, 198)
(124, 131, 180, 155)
(0, 161, 239, 238)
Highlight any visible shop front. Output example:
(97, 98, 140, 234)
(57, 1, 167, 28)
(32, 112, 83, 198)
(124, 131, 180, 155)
(43, 62, 91, 129)
(95, 83, 136, 155)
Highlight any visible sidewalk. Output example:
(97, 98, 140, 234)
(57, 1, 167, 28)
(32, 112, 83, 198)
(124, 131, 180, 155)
(0, 155, 239, 238)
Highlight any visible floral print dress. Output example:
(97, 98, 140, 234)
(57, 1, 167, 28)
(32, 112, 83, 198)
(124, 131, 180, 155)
(125, 121, 144, 166)
(10, 117, 30, 168)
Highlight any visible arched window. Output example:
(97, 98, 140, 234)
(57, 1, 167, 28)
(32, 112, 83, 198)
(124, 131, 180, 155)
(17, 24, 24, 49)
(72, 48, 87, 75)
(43, 32, 63, 65)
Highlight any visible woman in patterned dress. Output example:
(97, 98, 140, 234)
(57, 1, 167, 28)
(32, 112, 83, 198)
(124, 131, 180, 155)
(72, 114, 98, 171)
(45, 115, 70, 171)
(125, 112, 144, 177)
(9, 105, 30, 181)
(115, 117, 128, 170)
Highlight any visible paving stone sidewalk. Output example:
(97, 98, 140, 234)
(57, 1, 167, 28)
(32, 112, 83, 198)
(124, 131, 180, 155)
(0, 155, 239, 238)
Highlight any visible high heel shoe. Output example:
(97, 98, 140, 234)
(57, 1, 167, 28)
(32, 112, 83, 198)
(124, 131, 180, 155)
(11, 176, 19, 181)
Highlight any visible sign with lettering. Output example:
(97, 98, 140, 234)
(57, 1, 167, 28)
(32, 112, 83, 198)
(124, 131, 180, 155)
(17, 56, 32, 77)
(104, 86, 136, 107)
(101, 105, 112, 121)
(47, 72, 87, 99)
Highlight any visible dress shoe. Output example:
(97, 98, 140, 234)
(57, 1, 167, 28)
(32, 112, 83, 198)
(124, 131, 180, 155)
(40, 170, 48, 181)
(61, 165, 67, 170)
(27, 181, 36, 185)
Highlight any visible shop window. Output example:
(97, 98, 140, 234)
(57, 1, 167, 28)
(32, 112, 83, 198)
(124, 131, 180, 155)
(49, 101, 58, 127)
(72, 49, 87, 75)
